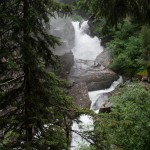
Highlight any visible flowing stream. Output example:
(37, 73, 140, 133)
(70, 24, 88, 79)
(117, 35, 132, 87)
(70, 21, 122, 149)
(72, 21, 103, 60)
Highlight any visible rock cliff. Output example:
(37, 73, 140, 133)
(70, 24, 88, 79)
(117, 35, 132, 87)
(49, 16, 75, 78)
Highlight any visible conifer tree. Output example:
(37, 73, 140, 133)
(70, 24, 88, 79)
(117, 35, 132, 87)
(0, 0, 74, 149)
(78, 0, 150, 26)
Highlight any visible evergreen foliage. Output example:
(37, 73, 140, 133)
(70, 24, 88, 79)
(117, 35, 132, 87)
(0, 0, 75, 149)
(86, 83, 150, 150)
(140, 26, 150, 60)
(77, 0, 150, 26)
(107, 22, 146, 77)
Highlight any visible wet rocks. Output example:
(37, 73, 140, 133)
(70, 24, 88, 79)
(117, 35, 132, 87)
(96, 47, 110, 68)
(49, 16, 75, 56)
(69, 82, 91, 109)
(70, 63, 119, 91)
(69, 45, 119, 91)
(87, 71, 119, 91)
(99, 102, 112, 113)
(49, 16, 75, 78)
(57, 51, 74, 78)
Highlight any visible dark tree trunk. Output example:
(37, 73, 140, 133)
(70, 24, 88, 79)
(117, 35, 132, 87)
(24, 67, 33, 142)
(23, 0, 33, 142)
(147, 66, 150, 82)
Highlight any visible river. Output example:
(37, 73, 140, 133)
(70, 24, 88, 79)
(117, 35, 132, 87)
(70, 21, 122, 149)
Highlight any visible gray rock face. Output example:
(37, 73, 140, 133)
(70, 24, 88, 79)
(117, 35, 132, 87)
(69, 82, 91, 109)
(96, 47, 110, 68)
(58, 51, 74, 78)
(69, 59, 119, 91)
(49, 16, 75, 56)
(48, 16, 75, 77)
(87, 71, 119, 91)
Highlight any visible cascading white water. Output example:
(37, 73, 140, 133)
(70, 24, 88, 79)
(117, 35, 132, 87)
(71, 21, 123, 149)
(72, 21, 103, 60)
(71, 77, 123, 149)
(89, 76, 123, 113)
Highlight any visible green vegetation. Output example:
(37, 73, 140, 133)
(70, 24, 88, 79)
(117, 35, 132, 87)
(0, 0, 76, 149)
(89, 20, 150, 78)
(79, 83, 150, 150)
(89, 83, 150, 150)
(1, 0, 150, 149)
(71, 14, 83, 21)
(140, 26, 150, 60)
(107, 21, 146, 77)
(77, 0, 150, 27)
(77, 1, 150, 150)
(89, 19, 114, 38)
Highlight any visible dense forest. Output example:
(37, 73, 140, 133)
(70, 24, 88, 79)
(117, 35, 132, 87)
(0, 0, 150, 150)
(0, 0, 76, 149)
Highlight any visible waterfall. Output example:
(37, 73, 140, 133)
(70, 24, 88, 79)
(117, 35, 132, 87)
(72, 21, 103, 60)
(70, 21, 122, 149)
(71, 77, 122, 149)
(89, 76, 123, 113)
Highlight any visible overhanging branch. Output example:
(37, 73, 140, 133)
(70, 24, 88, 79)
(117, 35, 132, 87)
(0, 74, 24, 86)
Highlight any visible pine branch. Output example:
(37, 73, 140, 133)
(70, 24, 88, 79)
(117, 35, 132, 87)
(71, 129, 95, 146)
(0, 74, 24, 86)
(0, 27, 13, 37)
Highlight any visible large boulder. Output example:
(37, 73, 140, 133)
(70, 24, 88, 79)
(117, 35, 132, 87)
(99, 102, 112, 113)
(96, 47, 110, 68)
(87, 70, 119, 91)
(69, 59, 119, 91)
(69, 82, 91, 109)
(58, 51, 74, 78)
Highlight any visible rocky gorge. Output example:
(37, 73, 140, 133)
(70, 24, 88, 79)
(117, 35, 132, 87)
(50, 17, 120, 110)
(50, 16, 123, 149)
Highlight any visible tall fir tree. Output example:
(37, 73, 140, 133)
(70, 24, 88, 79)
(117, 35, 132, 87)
(0, 0, 75, 149)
